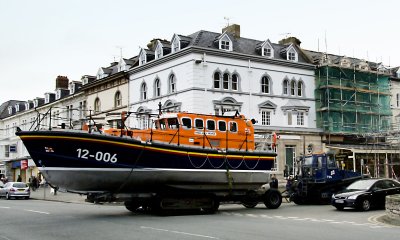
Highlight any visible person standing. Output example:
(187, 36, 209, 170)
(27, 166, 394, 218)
(269, 174, 278, 189)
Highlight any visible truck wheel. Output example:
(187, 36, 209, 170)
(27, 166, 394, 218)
(264, 189, 282, 209)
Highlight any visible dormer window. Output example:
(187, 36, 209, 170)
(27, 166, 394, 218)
(139, 49, 147, 66)
(221, 40, 230, 50)
(263, 48, 272, 57)
(118, 62, 126, 72)
(261, 40, 274, 58)
(45, 94, 50, 104)
(70, 83, 75, 94)
(340, 57, 351, 68)
(155, 43, 163, 59)
(56, 90, 61, 100)
(219, 34, 232, 51)
(8, 106, 13, 115)
(283, 44, 298, 62)
(25, 102, 30, 110)
(171, 34, 181, 53)
(288, 51, 296, 61)
(34, 99, 39, 108)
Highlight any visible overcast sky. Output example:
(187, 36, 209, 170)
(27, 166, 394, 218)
(1, 0, 399, 104)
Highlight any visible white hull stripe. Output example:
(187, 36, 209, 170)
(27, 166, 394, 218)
(38, 167, 268, 173)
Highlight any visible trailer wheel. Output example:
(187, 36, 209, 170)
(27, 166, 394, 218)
(124, 200, 142, 212)
(264, 189, 282, 209)
(241, 190, 259, 208)
(202, 198, 220, 214)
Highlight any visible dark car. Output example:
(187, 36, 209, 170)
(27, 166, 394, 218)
(331, 178, 400, 211)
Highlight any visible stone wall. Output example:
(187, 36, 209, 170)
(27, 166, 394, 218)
(385, 194, 400, 225)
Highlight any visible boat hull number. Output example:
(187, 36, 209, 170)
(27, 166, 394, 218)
(76, 148, 118, 163)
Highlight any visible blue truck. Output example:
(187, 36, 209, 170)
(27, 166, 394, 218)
(289, 153, 365, 204)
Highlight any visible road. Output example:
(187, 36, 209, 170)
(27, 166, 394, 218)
(0, 199, 397, 240)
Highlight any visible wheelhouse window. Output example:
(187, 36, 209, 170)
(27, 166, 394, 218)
(206, 120, 216, 130)
(167, 118, 179, 129)
(261, 76, 270, 94)
(229, 121, 238, 132)
(181, 117, 192, 129)
(195, 119, 204, 129)
(218, 121, 226, 131)
(213, 72, 221, 89)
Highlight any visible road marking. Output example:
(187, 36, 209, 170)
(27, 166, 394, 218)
(0, 235, 12, 240)
(223, 211, 392, 228)
(140, 226, 219, 239)
(24, 209, 50, 215)
(0, 206, 10, 209)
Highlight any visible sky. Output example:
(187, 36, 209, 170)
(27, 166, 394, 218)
(1, 0, 399, 104)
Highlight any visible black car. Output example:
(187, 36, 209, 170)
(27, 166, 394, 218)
(331, 178, 400, 211)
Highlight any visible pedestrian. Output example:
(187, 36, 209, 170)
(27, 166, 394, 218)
(31, 176, 38, 191)
(283, 165, 288, 178)
(286, 175, 294, 193)
(269, 174, 278, 189)
(17, 175, 22, 182)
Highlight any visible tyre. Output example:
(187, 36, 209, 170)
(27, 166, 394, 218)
(124, 200, 141, 212)
(203, 198, 220, 214)
(263, 189, 282, 209)
(335, 205, 344, 211)
(241, 190, 259, 208)
(358, 199, 371, 211)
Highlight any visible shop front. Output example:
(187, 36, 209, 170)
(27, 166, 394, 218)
(4, 157, 37, 183)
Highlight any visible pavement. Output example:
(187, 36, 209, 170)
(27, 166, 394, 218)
(29, 186, 87, 204)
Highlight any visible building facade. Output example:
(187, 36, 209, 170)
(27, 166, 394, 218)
(127, 25, 322, 175)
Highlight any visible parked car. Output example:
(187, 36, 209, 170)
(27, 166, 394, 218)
(331, 178, 400, 211)
(0, 182, 30, 200)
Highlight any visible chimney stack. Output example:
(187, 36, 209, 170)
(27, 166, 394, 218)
(279, 37, 301, 46)
(55, 76, 69, 90)
(222, 24, 240, 38)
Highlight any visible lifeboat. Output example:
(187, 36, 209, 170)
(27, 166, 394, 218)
(16, 109, 279, 212)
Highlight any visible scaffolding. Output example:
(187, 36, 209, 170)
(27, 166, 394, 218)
(315, 65, 392, 134)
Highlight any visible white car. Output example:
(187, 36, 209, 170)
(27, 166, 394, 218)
(0, 182, 30, 199)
